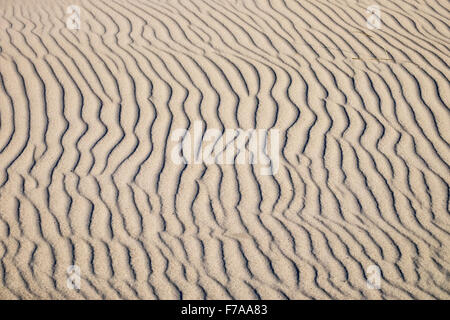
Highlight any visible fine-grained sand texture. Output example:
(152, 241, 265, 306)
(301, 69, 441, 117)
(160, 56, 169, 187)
(0, 0, 449, 299)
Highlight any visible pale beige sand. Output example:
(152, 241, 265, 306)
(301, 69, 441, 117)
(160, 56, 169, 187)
(0, 0, 449, 299)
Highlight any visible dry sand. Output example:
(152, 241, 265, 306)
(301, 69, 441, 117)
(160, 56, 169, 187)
(0, 0, 449, 299)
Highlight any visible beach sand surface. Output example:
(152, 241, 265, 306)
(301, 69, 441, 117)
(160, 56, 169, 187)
(0, 0, 449, 299)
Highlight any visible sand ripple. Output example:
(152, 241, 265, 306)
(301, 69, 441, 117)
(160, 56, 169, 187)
(0, 0, 449, 299)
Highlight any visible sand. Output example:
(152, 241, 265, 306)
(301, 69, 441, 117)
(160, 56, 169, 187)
(0, 0, 449, 299)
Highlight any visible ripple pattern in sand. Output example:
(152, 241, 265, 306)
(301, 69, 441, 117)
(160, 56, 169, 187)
(0, 0, 449, 299)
